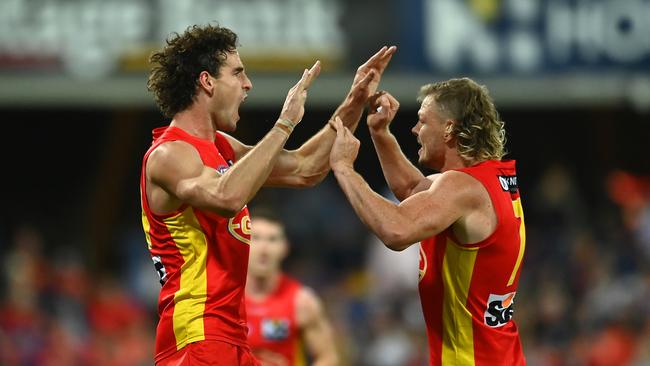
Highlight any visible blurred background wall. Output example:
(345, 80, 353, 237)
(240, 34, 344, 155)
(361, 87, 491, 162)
(1, 0, 649, 365)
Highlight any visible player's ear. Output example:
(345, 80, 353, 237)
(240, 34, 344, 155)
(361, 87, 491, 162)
(444, 120, 455, 141)
(198, 71, 214, 96)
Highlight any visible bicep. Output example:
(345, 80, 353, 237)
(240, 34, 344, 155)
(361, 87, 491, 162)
(220, 132, 304, 187)
(148, 142, 232, 215)
(406, 173, 441, 198)
(148, 142, 204, 197)
(395, 173, 472, 242)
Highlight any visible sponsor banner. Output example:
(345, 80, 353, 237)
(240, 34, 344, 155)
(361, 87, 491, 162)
(0, 0, 343, 78)
(409, 0, 650, 74)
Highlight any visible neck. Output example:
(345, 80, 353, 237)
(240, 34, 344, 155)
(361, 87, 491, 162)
(170, 103, 216, 141)
(439, 149, 471, 172)
(246, 271, 282, 299)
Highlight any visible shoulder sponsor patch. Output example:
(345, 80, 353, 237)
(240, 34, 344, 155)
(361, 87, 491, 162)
(498, 175, 518, 193)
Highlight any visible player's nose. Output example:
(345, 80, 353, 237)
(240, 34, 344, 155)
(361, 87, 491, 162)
(243, 74, 252, 91)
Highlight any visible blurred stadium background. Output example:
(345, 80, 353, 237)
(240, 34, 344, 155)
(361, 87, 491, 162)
(1, 0, 649, 365)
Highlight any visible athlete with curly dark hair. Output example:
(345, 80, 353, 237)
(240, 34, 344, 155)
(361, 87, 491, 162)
(140, 23, 396, 365)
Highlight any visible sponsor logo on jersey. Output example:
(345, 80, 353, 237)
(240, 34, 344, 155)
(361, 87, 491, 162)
(228, 210, 252, 245)
(498, 175, 518, 193)
(152, 255, 167, 285)
(261, 318, 290, 341)
(484, 292, 516, 327)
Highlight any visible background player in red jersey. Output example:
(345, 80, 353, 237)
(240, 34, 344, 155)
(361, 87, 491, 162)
(143, 24, 395, 365)
(329, 78, 526, 365)
(246, 209, 338, 366)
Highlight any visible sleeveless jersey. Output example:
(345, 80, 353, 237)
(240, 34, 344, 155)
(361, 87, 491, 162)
(418, 160, 526, 366)
(140, 126, 252, 363)
(245, 274, 307, 366)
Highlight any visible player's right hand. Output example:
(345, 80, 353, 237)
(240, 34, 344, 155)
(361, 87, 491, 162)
(348, 46, 396, 104)
(367, 91, 400, 133)
(279, 61, 321, 125)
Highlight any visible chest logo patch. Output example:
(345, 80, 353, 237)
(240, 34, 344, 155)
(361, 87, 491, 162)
(261, 318, 290, 341)
(484, 292, 516, 327)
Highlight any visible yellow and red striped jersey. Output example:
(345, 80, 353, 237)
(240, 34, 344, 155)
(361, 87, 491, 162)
(419, 160, 526, 366)
(140, 126, 252, 363)
(246, 275, 307, 366)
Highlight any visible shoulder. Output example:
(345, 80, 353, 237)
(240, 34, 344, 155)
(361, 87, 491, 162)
(295, 286, 324, 326)
(149, 140, 200, 166)
(429, 170, 481, 191)
(426, 170, 488, 208)
(147, 140, 203, 179)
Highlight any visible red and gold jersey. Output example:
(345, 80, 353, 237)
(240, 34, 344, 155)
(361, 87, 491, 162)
(140, 126, 252, 363)
(418, 160, 526, 366)
(245, 275, 307, 366)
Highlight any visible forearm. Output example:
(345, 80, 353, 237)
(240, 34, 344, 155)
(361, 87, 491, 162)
(370, 129, 425, 201)
(219, 125, 290, 206)
(282, 98, 365, 186)
(333, 165, 411, 250)
(303, 95, 365, 157)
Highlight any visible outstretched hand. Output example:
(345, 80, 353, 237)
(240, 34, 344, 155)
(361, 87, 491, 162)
(367, 91, 400, 133)
(329, 116, 360, 171)
(347, 46, 397, 105)
(280, 60, 321, 125)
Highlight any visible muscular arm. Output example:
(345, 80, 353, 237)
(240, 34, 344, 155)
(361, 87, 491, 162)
(328, 120, 483, 250)
(146, 64, 319, 216)
(222, 101, 362, 189)
(296, 288, 339, 366)
(367, 92, 430, 200)
(370, 128, 429, 200)
(147, 126, 292, 217)
(332, 167, 478, 250)
(226, 46, 397, 188)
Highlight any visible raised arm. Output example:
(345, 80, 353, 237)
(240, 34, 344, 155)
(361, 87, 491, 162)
(329, 118, 478, 251)
(225, 46, 397, 188)
(296, 287, 339, 366)
(146, 63, 319, 217)
(367, 92, 431, 200)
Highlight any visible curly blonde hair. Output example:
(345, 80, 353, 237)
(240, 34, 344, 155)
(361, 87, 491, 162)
(418, 78, 506, 163)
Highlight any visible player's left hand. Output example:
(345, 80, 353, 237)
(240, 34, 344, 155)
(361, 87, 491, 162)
(329, 116, 360, 171)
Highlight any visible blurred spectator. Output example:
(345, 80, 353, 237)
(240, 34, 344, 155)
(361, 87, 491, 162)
(0, 226, 154, 366)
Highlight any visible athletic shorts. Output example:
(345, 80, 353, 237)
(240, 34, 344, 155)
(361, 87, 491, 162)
(156, 340, 260, 366)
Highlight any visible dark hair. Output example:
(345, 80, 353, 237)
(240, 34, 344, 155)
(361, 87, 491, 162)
(147, 24, 238, 118)
(249, 206, 284, 228)
(418, 78, 506, 162)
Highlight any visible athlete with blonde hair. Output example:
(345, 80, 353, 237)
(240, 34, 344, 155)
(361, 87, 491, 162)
(329, 78, 526, 365)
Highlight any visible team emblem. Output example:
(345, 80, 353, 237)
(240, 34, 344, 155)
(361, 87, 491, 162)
(228, 211, 251, 244)
(261, 318, 290, 341)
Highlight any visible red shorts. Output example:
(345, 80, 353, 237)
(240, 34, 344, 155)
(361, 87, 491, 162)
(156, 340, 260, 366)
